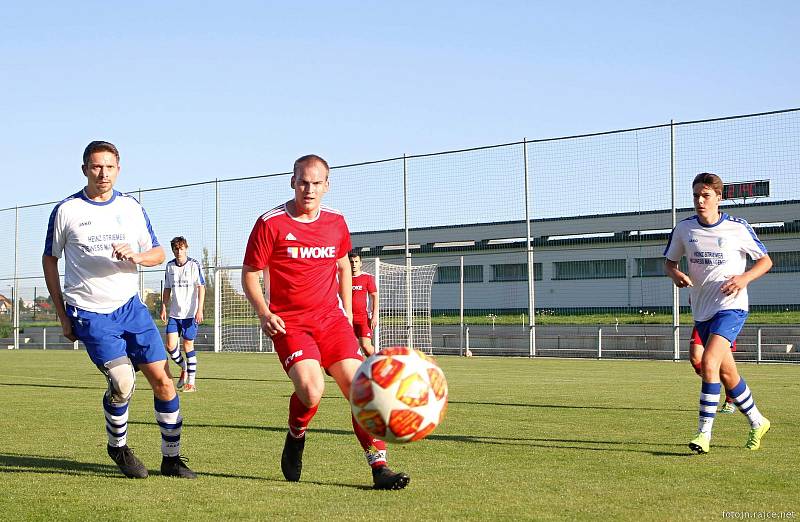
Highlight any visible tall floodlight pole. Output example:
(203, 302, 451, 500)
(523, 139, 536, 357)
(671, 121, 680, 361)
(403, 155, 413, 349)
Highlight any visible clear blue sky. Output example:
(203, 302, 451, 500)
(1, 0, 798, 210)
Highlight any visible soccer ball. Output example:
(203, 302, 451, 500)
(350, 346, 448, 443)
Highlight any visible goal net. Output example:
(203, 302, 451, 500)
(215, 266, 273, 353)
(215, 260, 436, 353)
(362, 258, 437, 354)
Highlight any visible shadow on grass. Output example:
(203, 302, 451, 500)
(0, 382, 104, 391)
(191, 376, 288, 384)
(129, 420, 699, 457)
(0, 452, 126, 478)
(0, 452, 371, 486)
(448, 399, 693, 413)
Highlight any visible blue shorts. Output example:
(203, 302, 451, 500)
(67, 296, 167, 368)
(695, 309, 748, 346)
(166, 317, 198, 340)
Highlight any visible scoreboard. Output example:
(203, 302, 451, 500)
(722, 180, 769, 200)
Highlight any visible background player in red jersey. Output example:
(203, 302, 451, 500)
(241, 154, 410, 490)
(348, 251, 378, 356)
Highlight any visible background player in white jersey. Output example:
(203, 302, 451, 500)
(42, 141, 195, 479)
(161, 236, 206, 392)
(241, 154, 410, 490)
(348, 251, 378, 356)
(664, 172, 772, 454)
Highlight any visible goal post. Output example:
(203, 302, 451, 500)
(215, 260, 436, 354)
(362, 258, 437, 354)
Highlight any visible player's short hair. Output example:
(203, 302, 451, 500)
(293, 154, 330, 177)
(83, 141, 120, 166)
(348, 250, 362, 260)
(692, 172, 723, 195)
(170, 236, 188, 250)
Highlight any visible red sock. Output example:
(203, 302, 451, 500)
(288, 393, 318, 439)
(351, 415, 387, 468)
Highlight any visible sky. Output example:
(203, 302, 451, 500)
(0, 0, 798, 210)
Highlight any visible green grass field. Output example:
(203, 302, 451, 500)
(1, 351, 797, 521)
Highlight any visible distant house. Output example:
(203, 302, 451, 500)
(0, 294, 10, 314)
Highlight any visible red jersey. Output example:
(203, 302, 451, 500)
(352, 272, 376, 317)
(243, 204, 352, 319)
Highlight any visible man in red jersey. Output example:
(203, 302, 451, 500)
(348, 251, 378, 356)
(241, 154, 410, 490)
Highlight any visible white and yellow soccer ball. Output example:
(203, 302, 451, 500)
(350, 346, 448, 443)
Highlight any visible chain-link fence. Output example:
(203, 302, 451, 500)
(2, 108, 799, 361)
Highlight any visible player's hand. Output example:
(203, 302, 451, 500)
(60, 317, 77, 342)
(195, 311, 204, 324)
(671, 271, 693, 288)
(720, 274, 748, 297)
(260, 313, 286, 336)
(111, 243, 142, 264)
(160, 307, 167, 324)
(369, 316, 378, 330)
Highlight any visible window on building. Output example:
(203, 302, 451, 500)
(491, 263, 542, 281)
(436, 265, 483, 284)
(554, 259, 626, 280)
(635, 257, 687, 277)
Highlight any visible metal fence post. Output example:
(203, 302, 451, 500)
(13, 206, 19, 350)
(214, 268, 221, 353)
(43, 327, 46, 350)
(403, 154, 413, 349)
(670, 120, 681, 362)
(523, 138, 536, 358)
(757, 328, 762, 363)
(459, 255, 464, 357)
(374, 257, 381, 352)
(598, 328, 603, 359)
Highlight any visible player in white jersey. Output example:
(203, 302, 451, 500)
(664, 172, 772, 454)
(161, 236, 206, 392)
(42, 141, 196, 479)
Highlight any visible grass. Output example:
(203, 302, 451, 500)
(0, 351, 798, 521)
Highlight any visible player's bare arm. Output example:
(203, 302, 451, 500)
(111, 243, 166, 267)
(241, 263, 286, 335)
(720, 255, 773, 297)
(195, 285, 206, 323)
(42, 254, 77, 341)
(160, 287, 171, 323)
(369, 290, 379, 330)
(664, 259, 693, 288)
(337, 255, 353, 323)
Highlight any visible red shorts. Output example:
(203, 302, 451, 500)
(689, 327, 736, 351)
(271, 310, 362, 373)
(352, 315, 372, 339)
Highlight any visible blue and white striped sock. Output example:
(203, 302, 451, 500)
(103, 395, 129, 447)
(728, 377, 765, 428)
(185, 350, 197, 385)
(167, 346, 186, 370)
(154, 395, 182, 457)
(698, 381, 721, 438)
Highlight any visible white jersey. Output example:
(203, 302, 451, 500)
(664, 213, 767, 322)
(44, 190, 160, 313)
(164, 257, 205, 319)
